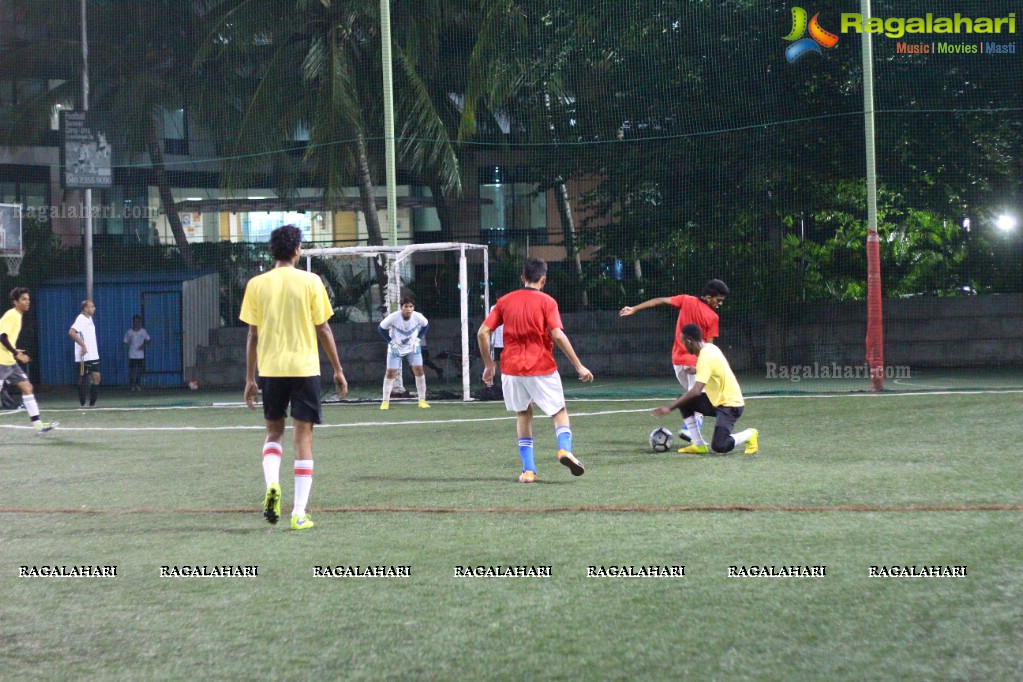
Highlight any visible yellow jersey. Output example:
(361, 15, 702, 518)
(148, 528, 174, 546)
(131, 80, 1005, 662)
(239, 266, 334, 377)
(0, 307, 23, 366)
(694, 342, 744, 407)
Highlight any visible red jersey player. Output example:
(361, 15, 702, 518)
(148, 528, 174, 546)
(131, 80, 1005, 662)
(478, 258, 593, 483)
(620, 279, 729, 442)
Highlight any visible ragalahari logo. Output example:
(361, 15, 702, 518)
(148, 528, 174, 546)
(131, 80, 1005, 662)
(783, 7, 840, 62)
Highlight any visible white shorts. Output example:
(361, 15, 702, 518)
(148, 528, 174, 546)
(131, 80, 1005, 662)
(386, 349, 423, 371)
(0, 362, 28, 385)
(501, 372, 566, 416)
(673, 364, 697, 390)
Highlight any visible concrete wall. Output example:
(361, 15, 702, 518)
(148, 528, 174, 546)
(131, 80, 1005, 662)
(190, 294, 1023, 387)
(748, 293, 1023, 370)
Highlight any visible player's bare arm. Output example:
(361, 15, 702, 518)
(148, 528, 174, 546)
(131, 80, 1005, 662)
(652, 381, 705, 416)
(550, 328, 593, 382)
(619, 297, 673, 317)
(476, 323, 496, 385)
(243, 324, 260, 409)
(315, 321, 348, 399)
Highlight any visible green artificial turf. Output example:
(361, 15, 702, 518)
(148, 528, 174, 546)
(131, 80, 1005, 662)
(2, 386, 1020, 680)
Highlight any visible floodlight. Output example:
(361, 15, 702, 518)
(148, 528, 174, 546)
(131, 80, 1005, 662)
(995, 214, 1017, 233)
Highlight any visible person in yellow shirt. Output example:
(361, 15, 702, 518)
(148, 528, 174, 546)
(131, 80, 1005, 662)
(240, 225, 347, 530)
(0, 288, 57, 433)
(652, 323, 758, 455)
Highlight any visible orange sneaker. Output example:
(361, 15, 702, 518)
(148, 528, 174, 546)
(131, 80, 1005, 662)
(518, 470, 537, 483)
(557, 449, 585, 476)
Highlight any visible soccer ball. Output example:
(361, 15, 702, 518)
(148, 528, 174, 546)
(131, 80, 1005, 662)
(649, 427, 674, 453)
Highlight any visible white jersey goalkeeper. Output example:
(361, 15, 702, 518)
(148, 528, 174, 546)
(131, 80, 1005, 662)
(377, 297, 430, 409)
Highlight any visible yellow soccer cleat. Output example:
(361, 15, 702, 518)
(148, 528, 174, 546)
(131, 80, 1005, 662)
(33, 421, 59, 434)
(262, 482, 281, 525)
(418, 400, 431, 409)
(678, 443, 709, 454)
(379, 401, 389, 410)
(290, 514, 315, 530)
(557, 449, 585, 476)
(518, 470, 537, 483)
(744, 429, 759, 455)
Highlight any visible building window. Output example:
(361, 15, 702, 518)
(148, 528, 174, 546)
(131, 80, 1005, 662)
(479, 166, 547, 246)
(0, 177, 49, 223)
(162, 108, 189, 155)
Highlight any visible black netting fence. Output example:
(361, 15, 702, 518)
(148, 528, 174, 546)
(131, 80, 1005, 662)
(0, 0, 1020, 391)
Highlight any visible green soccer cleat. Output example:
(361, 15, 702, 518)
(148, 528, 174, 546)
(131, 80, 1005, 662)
(33, 421, 58, 434)
(557, 449, 585, 476)
(678, 443, 709, 454)
(262, 482, 281, 525)
(290, 514, 315, 530)
(744, 429, 759, 455)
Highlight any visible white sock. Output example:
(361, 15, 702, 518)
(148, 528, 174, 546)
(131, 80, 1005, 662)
(23, 393, 40, 420)
(293, 460, 313, 517)
(685, 416, 706, 446)
(382, 377, 395, 402)
(415, 374, 426, 401)
(262, 442, 282, 487)
(731, 429, 754, 447)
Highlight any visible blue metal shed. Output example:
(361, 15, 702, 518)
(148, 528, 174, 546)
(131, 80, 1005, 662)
(36, 272, 219, 387)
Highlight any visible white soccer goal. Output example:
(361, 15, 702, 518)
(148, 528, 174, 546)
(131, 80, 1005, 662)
(304, 243, 490, 401)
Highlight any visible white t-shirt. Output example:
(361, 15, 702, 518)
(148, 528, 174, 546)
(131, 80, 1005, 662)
(72, 313, 99, 362)
(380, 311, 428, 356)
(123, 328, 151, 359)
(489, 304, 504, 348)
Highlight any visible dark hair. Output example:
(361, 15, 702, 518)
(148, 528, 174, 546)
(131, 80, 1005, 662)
(132, 314, 142, 323)
(9, 287, 29, 302)
(681, 323, 703, 342)
(400, 296, 415, 306)
(269, 225, 303, 262)
(521, 257, 548, 284)
(702, 279, 729, 297)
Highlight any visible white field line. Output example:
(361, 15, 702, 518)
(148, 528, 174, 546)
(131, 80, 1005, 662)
(1, 388, 1020, 432)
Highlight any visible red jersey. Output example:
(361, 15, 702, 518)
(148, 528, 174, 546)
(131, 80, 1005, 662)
(670, 294, 719, 366)
(483, 288, 563, 376)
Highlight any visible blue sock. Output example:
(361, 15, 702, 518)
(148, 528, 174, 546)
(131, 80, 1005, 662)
(518, 438, 535, 473)
(556, 426, 573, 453)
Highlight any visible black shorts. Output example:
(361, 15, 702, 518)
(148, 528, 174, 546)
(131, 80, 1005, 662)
(680, 393, 745, 452)
(259, 376, 323, 424)
(78, 360, 101, 374)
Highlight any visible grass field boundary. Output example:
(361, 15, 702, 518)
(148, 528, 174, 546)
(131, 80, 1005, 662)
(3, 387, 1022, 433)
(3, 504, 1022, 515)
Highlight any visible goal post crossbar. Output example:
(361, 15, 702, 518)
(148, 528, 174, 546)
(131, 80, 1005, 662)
(304, 243, 490, 401)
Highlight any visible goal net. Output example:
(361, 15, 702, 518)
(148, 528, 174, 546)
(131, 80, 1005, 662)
(304, 243, 490, 401)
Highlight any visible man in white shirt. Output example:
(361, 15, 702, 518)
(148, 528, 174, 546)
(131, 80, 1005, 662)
(378, 296, 430, 409)
(69, 299, 101, 407)
(122, 314, 151, 392)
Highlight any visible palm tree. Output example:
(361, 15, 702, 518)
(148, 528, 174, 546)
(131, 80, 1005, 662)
(0, 1, 201, 264)
(196, 0, 463, 277)
(455, 0, 591, 305)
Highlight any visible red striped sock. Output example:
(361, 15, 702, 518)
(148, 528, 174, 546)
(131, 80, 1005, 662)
(293, 460, 313, 516)
(262, 442, 282, 487)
